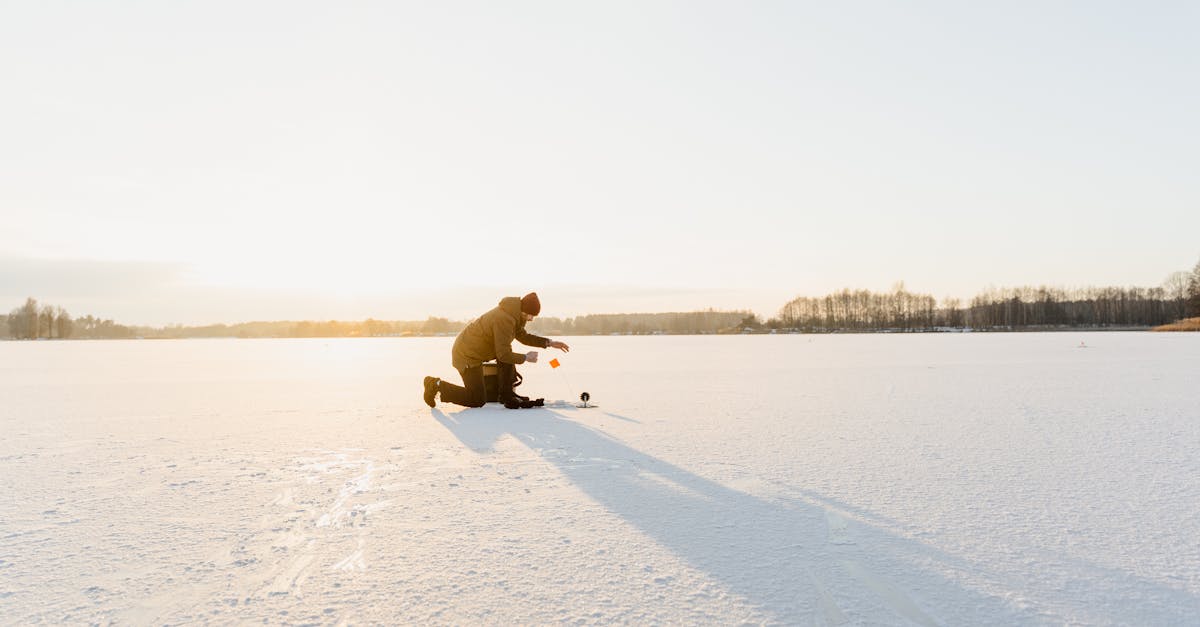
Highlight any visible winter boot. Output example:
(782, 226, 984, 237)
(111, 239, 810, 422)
(504, 397, 545, 409)
(423, 376, 439, 408)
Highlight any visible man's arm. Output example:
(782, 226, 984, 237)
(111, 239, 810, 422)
(494, 320, 527, 364)
(517, 329, 570, 352)
(515, 328, 550, 349)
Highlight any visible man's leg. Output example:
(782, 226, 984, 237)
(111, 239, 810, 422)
(437, 366, 487, 408)
(496, 361, 520, 402)
(494, 362, 544, 408)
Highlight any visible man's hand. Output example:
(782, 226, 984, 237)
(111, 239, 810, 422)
(547, 340, 570, 352)
(525, 351, 539, 363)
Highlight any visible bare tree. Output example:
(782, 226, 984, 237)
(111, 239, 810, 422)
(55, 307, 73, 339)
(9, 298, 39, 339)
(40, 304, 57, 339)
(1188, 259, 1200, 317)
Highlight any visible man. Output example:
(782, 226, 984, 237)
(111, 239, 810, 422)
(423, 292, 570, 408)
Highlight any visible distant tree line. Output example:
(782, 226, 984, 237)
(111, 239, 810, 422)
(122, 317, 469, 339)
(6, 258, 1199, 340)
(72, 315, 138, 339)
(7, 297, 73, 339)
(957, 259, 1200, 330)
(2, 304, 752, 340)
(115, 311, 750, 339)
(774, 283, 939, 331)
(3, 297, 139, 339)
(6, 298, 71, 339)
(529, 310, 751, 336)
(771, 258, 1200, 332)
(963, 286, 1179, 329)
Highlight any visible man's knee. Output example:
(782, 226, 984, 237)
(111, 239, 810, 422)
(465, 391, 487, 408)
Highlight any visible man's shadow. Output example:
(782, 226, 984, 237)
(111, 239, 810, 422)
(432, 407, 1196, 625)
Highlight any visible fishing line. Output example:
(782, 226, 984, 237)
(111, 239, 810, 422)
(551, 358, 576, 401)
(549, 357, 592, 407)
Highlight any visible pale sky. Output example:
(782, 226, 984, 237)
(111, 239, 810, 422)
(2, 1, 1198, 326)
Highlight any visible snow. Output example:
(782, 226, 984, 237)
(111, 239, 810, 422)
(2, 333, 1199, 625)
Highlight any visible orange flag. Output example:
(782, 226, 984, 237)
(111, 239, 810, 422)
(549, 358, 560, 368)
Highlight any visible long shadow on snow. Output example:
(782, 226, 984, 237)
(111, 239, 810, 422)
(432, 407, 1196, 625)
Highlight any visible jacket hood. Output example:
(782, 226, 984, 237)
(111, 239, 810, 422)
(499, 296, 524, 319)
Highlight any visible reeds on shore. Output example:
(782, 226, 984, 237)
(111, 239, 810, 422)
(1153, 317, 1200, 332)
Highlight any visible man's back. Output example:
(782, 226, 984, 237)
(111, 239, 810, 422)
(452, 297, 526, 370)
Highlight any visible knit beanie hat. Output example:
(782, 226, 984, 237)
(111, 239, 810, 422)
(520, 292, 541, 316)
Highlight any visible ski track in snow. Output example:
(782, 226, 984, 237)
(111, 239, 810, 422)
(2, 334, 1199, 624)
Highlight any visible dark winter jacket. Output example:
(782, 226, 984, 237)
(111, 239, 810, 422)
(451, 297, 549, 370)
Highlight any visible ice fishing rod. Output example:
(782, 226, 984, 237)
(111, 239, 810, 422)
(548, 356, 593, 408)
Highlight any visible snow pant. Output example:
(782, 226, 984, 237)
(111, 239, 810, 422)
(438, 361, 518, 407)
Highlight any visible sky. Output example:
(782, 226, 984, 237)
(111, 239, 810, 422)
(2, 1, 1198, 326)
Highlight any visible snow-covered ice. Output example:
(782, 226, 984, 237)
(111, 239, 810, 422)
(2, 333, 1198, 625)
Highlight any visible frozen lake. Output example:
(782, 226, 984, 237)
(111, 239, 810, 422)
(2, 333, 1198, 625)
